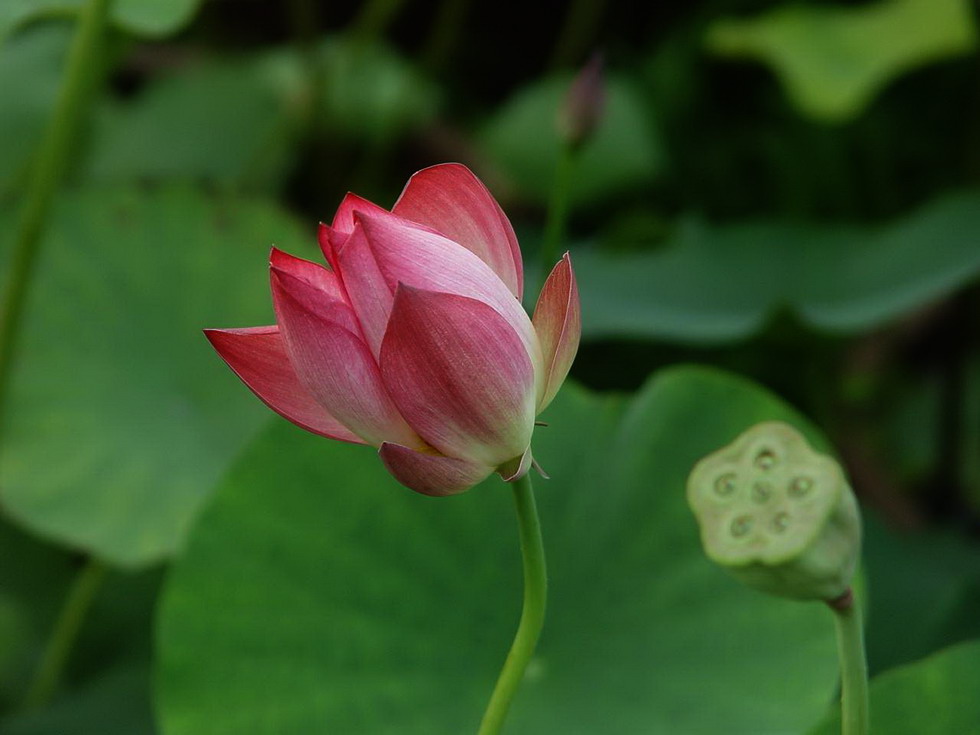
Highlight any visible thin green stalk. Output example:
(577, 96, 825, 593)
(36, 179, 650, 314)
(287, 0, 324, 136)
(23, 558, 108, 710)
(421, 0, 470, 74)
(0, 0, 110, 435)
(477, 474, 547, 735)
(540, 144, 576, 286)
(829, 589, 870, 735)
(548, 0, 607, 71)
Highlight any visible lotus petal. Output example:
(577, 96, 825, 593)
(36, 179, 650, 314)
(379, 442, 494, 496)
(393, 163, 524, 298)
(204, 326, 362, 444)
(380, 286, 535, 466)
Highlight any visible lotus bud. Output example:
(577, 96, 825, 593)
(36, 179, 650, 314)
(557, 52, 606, 151)
(687, 421, 861, 601)
(206, 163, 581, 497)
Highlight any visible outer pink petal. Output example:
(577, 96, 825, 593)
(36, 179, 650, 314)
(532, 252, 581, 411)
(380, 286, 535, 467)
(379, 443, 494, 496)
(341, 211, 542, 377)
(317, 223, 341, 271)
(268, 247, 361, 335)
(270, 246, 342, 293)
(205, 326, 363, 444)
(332, 221, 395, 358)
(392, 163, 524, 299)
(331, 192, 389, 237)
(271, 269, 423, 449)
(318, 194, 389, 270)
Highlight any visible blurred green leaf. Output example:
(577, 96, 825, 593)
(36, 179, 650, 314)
(0, 0, 201, 44)
(68, 568, 162, 683)
(94, 34, 441, 179)
(809, 639, 980, 734)
(482, 74, 663, 207)
(862, 517, 980, 676)
(16, 37, 437, 192)
(705, 0, 978, 122)
(316, 36, 440, 142)
(0, 185, 314, 567)
(0, 518, 75, 710)
(878, 375, 941, 485)
(964, 355, 980, 511)
(0, 593, 32, 709)
(576, 190, 980, 343)
(157, 367, 840, 734)
(86, 53, 305, 192)
(0, 1, 70, 44)
(0, 565, 160, 731)
(106, 0, 200, 37)
(1, 662, 155, 735)
(0, 25, 68, 195)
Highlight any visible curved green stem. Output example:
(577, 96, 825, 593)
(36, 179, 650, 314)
(829, 589, 870, 735)
(0, 0, 110, 435)
(23, 558, 108, 710)
(477, 474, 547, 735)
(540, 144, 576, 287)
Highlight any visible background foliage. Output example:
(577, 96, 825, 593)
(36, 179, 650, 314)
(1, 0, 979, 732)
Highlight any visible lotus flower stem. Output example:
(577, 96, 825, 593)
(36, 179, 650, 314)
(477, 473, 547, 735)
(0, 0, 109, 437)
(421, 0, 470, 73)
(23, 558, 107, 710)
(540, 145, 575, 287)
(828, 589, 870, 735)
(549, 0, 607, 71)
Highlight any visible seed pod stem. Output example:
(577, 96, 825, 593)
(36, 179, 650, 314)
(828, 588, 870, 735)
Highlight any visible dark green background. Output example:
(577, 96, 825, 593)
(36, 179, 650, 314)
(1, 0, 979, 732)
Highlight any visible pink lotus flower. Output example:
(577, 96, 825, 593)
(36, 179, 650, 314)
(207, 163, 580, 496)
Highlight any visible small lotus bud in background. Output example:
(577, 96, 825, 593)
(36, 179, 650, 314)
(557, 52, 607, 151)
(687, 421, 861, 601)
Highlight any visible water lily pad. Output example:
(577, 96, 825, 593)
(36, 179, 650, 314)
(809, 639, 980, 734)
(577, 190, 980, 342)
(316, 36, 440, 142)
(0, 185, 311, 567)
(705, 0, 978, 122)
(85, 38, 437, 188)
(0, 0, 201, 45)
(0, 25, 67, 194)
(157, 367, 841, 733)
(86, 52, 303, 192)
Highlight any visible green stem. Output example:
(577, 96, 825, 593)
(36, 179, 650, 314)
(540, 144, 576, 286)
(477, 474, 547, 735)
(0, 0, 110, 435)
(421, 0, 470, 74)
(829, 589, 870, 735)
(23, 558, 108, 710)
(548, 0, 607, 71)
(287, 0, 324, 137)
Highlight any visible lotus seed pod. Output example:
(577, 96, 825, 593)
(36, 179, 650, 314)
(687, 421, 861, 601)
